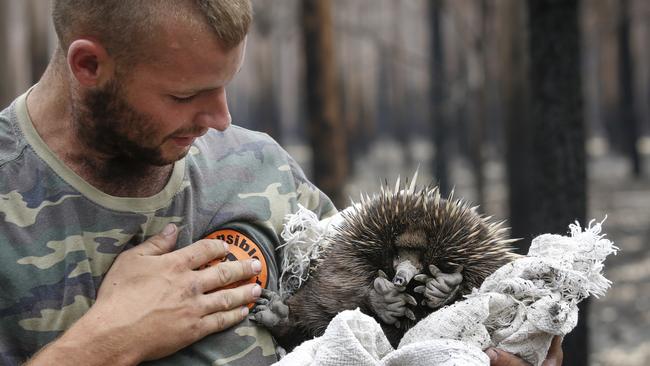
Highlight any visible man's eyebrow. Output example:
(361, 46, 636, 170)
(177, 86, 220, 95)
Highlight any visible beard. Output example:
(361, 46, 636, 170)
(73, 79, 199, 169)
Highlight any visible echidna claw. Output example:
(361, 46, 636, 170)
(251, 305, 266, 313)
(405, 294, 417, 305)
(421, 299, 427, 306)
(413, 285, 426, 294)
(405, 309, 416, 321)
(428, 264, 441, 276)
(377, 269, 389, 279)
(414, 274, 429, 283)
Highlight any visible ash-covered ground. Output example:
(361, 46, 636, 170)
(585, 156, 650, 366)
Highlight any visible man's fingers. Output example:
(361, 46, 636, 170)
(198, 259, 261, 291)
(486, 348, 532, 366)
(131, 223, 179, 256)
(542, 336, 563, 366)
(198, 306, 250, 337)
(200, 284, 261, 314)
(172, 238, 229, 270)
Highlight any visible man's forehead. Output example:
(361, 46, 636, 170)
(130, 35, 246, 91)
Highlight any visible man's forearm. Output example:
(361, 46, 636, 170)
(24, 318, 139, 366)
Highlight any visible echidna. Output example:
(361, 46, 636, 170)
(252, 180, 519, 349)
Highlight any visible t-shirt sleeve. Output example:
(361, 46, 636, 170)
(285, 152, 338, 220)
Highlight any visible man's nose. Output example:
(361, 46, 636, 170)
(194, 89, 231, 131)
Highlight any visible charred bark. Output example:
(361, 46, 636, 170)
(429, 0, 449, 195)
(618, 0, 642, 177)
(301, 0, 348, 208)
(527, 1, 587, 365)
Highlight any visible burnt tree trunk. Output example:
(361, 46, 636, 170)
(2, 0, 31, 106)
(468, 0, 488, 211)
(252, 10, 282, 143)
(502, 0, 532, 243)
(26, 0, 52, 84)
(618, 0, 641, 177)
(527, 1, 588, 365)
(301, 0, 347, 208)
(429, 0, 449, 195)
(390, 1, 412, 167)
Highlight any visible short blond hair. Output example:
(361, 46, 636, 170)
(52, 0, 252, 62)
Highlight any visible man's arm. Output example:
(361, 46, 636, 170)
(25, 224, 262, 366)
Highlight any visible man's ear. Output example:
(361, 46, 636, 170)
(67, 39, 115, 87)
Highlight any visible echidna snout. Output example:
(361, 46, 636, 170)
(392, 248, 424, 287)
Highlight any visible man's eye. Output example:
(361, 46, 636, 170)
(171, 94, 196, 103)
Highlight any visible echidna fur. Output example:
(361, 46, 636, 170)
(278, 182, 519, 348)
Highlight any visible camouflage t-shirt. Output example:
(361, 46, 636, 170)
(0, 92, 337, 365)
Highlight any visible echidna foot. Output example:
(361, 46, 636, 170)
(369, 275, 417, 329)
(250, 289, 289, 329)
(414, 264, 463, 309)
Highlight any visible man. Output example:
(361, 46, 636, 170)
(0, 1, 561, 365)
(1, 1, 335, 364)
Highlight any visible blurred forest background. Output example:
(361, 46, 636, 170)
(1, 0, 649, 365)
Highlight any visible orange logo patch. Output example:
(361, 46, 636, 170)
(202, 229, 269, 293)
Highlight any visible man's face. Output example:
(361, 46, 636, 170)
(75, 77, 196, 166)
(74, 20, 246, 166)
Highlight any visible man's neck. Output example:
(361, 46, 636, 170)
(26, 57, 173, 198)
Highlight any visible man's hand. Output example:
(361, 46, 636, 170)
(27, 223, 262, 366)
(486, 335, 563, 366)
